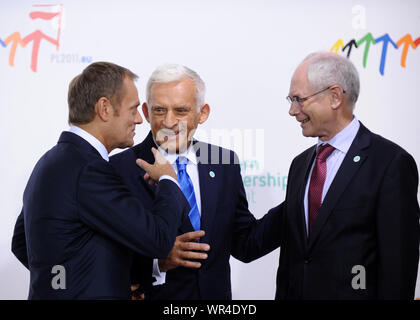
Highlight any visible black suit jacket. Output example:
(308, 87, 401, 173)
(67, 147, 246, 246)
(110, 132, 283, 299)
(276, 123, 420, 299)
(11, 132, 189, 299)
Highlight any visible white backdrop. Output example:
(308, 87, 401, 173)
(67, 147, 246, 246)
(1, 0, 419, 299)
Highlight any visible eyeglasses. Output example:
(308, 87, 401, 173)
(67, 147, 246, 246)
(286, 86, 346, 105)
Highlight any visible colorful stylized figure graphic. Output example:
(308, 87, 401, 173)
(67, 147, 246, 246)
(2, 4, 63, 72)
(331, 32, 419, 76)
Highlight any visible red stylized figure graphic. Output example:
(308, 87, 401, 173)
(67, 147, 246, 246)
(21, 4, 63, 72)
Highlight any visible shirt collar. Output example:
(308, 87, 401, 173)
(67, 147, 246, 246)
(317, 116, 360, 154)
(69, 126, 109, 162)
(157, 143, 198, 166)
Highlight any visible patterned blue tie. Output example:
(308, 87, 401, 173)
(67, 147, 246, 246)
(176, 156, 201, 231)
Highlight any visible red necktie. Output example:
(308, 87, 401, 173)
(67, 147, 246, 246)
(308, 144, 335, 236)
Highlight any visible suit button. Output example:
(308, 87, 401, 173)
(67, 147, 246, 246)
(304, 258, 311, 264)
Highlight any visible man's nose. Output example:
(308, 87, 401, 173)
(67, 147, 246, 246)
(163, 110, 178, 128)
(135, 109, 143, 124)
(288, 101, 300, 117)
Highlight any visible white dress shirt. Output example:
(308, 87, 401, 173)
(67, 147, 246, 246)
(303, 117, 360, 234)
(152, 143, 202, 285)
(158, 145, 202, 214)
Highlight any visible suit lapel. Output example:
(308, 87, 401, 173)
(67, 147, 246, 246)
(195, 141, 219, 244)
(133, 132, 158, 196)
(308, 124, 371, 251)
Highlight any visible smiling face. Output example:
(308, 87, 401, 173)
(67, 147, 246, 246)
(143, 77, 209, 153)
(108, 76, 142, 150)
(288, 62, 335, 141)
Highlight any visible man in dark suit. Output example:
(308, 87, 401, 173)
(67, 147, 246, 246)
(110, 64, 283, 299)
(11, 62, 189, 299)
(277, 52, 420, 299)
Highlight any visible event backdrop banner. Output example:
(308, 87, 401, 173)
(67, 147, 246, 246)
(1, 0, 419, 299)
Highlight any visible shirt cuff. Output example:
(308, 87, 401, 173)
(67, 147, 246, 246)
(152, 259, 167, 286)
(159, 175, 180, 188)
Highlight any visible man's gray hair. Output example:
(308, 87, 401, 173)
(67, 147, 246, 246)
(304, 52, 360, 106)
(146, 64, 206, 110)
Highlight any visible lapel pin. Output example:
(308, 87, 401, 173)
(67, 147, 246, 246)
(353, 156, 360, 163)
(209, 171, 215, 178)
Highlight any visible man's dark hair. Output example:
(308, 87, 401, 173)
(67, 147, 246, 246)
(68, 61, 138, 125)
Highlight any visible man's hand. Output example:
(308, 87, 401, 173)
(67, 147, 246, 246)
(136, 147, 177, 182)
(131, 284, 145, 300)
(158, 230, 210, 272)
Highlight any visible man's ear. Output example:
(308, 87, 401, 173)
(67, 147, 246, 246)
(329, 85, 345, 110)
(142, 102, 151, 123)
(95, 97, 113, 121)
(198, 104, 210, 124)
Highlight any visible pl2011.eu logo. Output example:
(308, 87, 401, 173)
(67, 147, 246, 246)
(1, 4, 92, 72)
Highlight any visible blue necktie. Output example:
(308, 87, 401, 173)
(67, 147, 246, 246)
(176, 157, 201, 231)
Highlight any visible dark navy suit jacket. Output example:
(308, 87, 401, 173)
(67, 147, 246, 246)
(276, 123, 420, 299)
(11, 132, 189, 300)
(110, 132, 283, 299)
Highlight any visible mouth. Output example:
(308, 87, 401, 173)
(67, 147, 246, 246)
(299, 117, 310, 126)
(164, 131, 180, 141)
(157, 129, 184, 144)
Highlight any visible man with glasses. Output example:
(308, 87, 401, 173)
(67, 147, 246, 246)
(276, 52, 420, 299)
